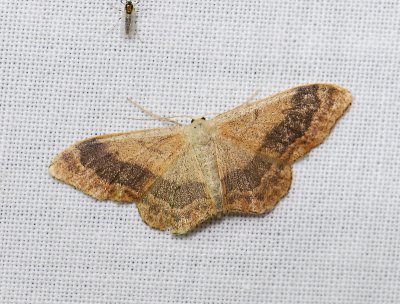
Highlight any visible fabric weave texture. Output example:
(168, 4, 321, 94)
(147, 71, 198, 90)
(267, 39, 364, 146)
(1, 0, 399, 303)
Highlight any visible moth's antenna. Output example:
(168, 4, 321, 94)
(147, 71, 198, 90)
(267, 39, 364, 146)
(166, 115, 194, 119)
(167, 113, 220, 119)
(129, 115, 194, 120)
(128, 113, 221, 121)
(128, 98, 182, 125)
(127, 117, 171, 122)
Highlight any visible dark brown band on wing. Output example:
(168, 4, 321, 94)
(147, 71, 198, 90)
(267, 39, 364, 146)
(149, 179, 208, 209)
(77, 140, 155, 191)
(262, 84, 321, 153)
(78, 140, 208, 208)
(222, 154, 272, 193)
(221, 154, 290, 210)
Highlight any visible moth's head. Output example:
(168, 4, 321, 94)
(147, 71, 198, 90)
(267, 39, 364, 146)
(190, 116, 206, 124)
(189, 116, 206, 130)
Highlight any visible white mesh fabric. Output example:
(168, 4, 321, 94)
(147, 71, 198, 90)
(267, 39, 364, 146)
(1, 0, 399, 303)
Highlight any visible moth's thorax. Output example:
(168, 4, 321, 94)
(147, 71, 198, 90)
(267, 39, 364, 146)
(186, 119, 215, 145)
(185, 119, 222, 211)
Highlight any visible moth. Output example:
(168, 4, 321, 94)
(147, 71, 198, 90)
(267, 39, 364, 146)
(49, 84, 352, 234)
(121, 0, 137, 38)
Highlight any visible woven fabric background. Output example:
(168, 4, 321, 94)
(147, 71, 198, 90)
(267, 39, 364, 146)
(1, 0, 399, 303)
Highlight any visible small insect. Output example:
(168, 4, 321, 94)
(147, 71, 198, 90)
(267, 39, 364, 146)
(121, 0, 138, 38)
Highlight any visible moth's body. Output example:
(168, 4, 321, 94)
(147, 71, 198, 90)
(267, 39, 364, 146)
(49, 84, 352, 234)
(185, 118, 223, 213)
(122, 0, 137, 38)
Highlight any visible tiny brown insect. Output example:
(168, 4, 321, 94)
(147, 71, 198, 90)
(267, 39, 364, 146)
(122, 0, 137, 38)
